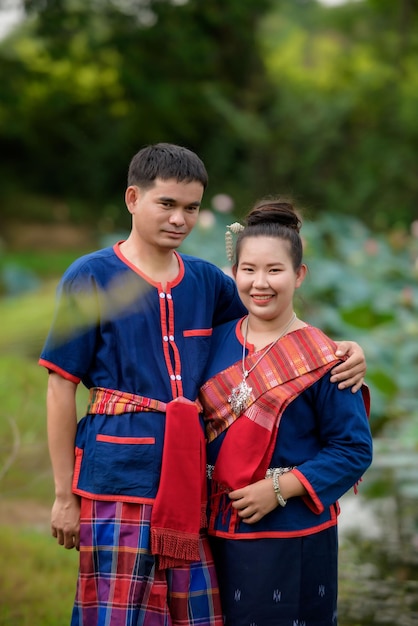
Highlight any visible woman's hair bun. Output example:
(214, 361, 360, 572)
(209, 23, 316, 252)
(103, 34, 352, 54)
(246, 199, 301, 232)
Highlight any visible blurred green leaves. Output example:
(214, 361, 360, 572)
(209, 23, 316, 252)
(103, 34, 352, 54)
(1, 0, 417, 228)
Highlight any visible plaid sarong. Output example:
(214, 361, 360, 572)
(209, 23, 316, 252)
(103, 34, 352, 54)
(71, 499, 223, 626)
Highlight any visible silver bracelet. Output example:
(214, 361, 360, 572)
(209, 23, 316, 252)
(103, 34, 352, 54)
(265, 466, 294, 478)
(272, 468, 287, 507)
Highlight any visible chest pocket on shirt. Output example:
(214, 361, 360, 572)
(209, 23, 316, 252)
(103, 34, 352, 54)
(93, 434, 156, 496)
(183, 328, 213, 385)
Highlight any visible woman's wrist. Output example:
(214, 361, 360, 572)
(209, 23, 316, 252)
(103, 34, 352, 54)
(272, 470, 287, 507)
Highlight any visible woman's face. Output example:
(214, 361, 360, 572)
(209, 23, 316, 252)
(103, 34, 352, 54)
(233, 236, 306, 325)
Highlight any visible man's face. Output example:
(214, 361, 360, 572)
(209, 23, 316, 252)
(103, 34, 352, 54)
(127, 177, 204, 252)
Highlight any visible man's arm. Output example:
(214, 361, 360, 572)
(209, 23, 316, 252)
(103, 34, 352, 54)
(47, 372, 80, 550)
(330, 341, 366, 393)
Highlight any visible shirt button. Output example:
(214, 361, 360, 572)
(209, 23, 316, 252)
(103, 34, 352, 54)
(169, 335, 174, 341)
(166, 293, 172, 300)
(163, 336, 169, 342)
(159, 292, 166, 299)
(176, 375, 182, 381)
(170, 374, 176, 380)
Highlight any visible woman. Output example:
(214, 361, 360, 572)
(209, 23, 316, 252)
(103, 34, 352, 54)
(199, 199, 373, 626)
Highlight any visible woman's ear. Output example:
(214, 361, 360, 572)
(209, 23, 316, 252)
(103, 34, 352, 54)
(232, 264, 237, 279)
(295, 263, 307, 289)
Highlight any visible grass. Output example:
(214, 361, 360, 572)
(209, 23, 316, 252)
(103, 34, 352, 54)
(0, 526, 78, 626)
(0, 249, 90, 279)
(0, 301, 89, 505)
(0, 352, 52, 504)
(0, 283, 59, 359)
(0, 286, 86, 625)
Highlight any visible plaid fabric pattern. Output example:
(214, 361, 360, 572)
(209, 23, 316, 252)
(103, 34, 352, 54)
(87, 387, 203, 418)
(200, 327, 342, 498)
(72, 499, 223, 626)
(201, 326, 339, 443)
(87, 386, 168, 415)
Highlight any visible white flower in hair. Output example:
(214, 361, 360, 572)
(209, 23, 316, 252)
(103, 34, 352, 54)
(225, 222, 245, 262)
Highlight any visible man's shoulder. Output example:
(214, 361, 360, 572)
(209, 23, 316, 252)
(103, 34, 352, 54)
(180, 251, 218, 267)
(212, 318, 239, 338)
(179, 252, 231, 279)
(63, 246, 119, 278)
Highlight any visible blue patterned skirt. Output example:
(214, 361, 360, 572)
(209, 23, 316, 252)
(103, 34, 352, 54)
(210, 526, 338, 626)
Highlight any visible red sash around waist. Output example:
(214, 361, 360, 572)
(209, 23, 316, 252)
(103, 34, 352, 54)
(87, 387, 205, 569)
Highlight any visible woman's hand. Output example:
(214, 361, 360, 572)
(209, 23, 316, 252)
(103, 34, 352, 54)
(228, 479, 277, 524)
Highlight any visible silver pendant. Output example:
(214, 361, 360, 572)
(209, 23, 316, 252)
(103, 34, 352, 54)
(228, 377, 252, 415)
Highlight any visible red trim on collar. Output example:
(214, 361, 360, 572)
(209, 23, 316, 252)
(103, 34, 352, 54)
(113, 242, 184, 288)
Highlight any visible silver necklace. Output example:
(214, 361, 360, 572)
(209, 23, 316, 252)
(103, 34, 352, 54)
(228, 312, 297, 415)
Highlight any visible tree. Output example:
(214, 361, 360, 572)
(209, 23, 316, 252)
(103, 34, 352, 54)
(0, 0, 274, 225)
(249, 0, 418, 229)
(1, 0, 417, 228)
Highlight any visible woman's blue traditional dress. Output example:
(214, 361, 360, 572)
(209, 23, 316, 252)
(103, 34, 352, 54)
(199, 319, 373, 626)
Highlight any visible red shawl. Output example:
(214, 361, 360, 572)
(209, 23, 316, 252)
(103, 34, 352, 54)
(200, 326, 366, 492)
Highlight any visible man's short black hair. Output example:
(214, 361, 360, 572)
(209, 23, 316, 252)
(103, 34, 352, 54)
(128, 143, 208, 189)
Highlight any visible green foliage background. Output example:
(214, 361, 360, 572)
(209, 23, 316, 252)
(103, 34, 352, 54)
(0, 0, 417, 230)
(0, 1, 417, 623)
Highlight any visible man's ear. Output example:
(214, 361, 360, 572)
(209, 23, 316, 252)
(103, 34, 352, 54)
(125, 185, 140, 214)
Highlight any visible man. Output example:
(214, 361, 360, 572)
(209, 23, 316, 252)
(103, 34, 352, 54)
(39, 143, 366, 626)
